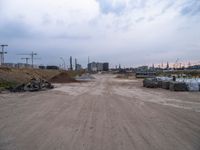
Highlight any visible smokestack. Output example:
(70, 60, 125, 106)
(75, 58, 77, 71)
(70, 56, 73, 70)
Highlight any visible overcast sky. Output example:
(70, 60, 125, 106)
(0, 0, 200, 68)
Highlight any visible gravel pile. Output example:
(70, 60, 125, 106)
(75, 74, 95, 81)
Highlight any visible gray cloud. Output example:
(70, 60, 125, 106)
(53, 34, 92, 40)
(96, 0, 126, 14)
(180, 0, 200, 16)
(0, 0, 200, 67)
(0, 21, 34, 39)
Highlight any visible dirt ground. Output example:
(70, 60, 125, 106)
(0, 74, 200, 150)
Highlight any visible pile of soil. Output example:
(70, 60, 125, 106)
(0, 67, 60, 84)
(49, 72, 77, 83)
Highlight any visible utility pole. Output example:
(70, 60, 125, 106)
(0, 44, 8, 66)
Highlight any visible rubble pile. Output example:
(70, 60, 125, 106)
(11, 78, 54, 92)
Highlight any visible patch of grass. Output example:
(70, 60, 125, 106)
(0, 80, 18, 90)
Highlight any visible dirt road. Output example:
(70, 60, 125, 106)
(0, 75, 200, 150)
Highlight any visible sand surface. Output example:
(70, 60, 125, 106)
(0, 74, 200, 150)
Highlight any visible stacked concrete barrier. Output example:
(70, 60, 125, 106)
(157, 80, 163, 88)
(143, 78, 158, 88)
(186, 81, 199, 92)
(161, 81, 170, 89)
(169, 82, 188, 91)
(143, 77, 200, 92)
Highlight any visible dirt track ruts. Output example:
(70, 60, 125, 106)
(0, 74, 200, 150)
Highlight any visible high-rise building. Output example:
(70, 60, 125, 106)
(88, 62, 109, 72)
(103, 63, 109, 71)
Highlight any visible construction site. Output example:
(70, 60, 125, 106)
(0, 42, 200, 150)
(1, 0, 200, 149)
(0, 64, 200, 150)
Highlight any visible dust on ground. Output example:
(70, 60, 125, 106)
(0, 74, 200, 150)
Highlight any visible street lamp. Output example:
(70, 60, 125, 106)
(60, 57, 66, 70)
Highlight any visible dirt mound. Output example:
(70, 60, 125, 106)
(49, 72, 77, 83)
(0, 67, 60, 84)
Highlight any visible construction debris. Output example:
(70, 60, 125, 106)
(187, 81, 199, 92)
(143, 77, 200, 92)
(169, 82, 188, 91)
(11, 78, 53, 92)
(157, 80, 163, 88)
(161, 81, 170, 90)
(143, 78, 158, 88)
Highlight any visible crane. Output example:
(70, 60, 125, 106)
(17, 52, 37, 68)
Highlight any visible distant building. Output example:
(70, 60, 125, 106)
(103, 63, 109, 71)
(3, 63, 32, 68)
(88, 62, 97, 72)
(75, 64, 82, 71)
(3, 63, 16, 68)
(15, 63, 32, 68)
(46, 66, 59, 70)
(39, 66, 46, 69)
(96, 63, 103, 71)
(187, 65, 200, 70)
(88, 62, 109, 72)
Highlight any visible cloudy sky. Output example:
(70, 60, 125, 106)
(0, 0, 200, 68)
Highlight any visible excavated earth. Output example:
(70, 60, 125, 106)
(0, 74, 200, 150)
